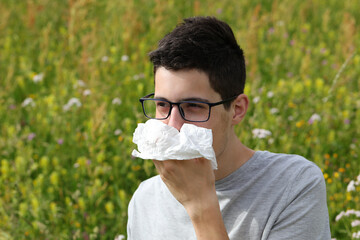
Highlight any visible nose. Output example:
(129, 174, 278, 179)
(164, 105, 185, 131)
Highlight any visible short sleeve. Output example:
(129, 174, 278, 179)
(267, 164, 331, 240)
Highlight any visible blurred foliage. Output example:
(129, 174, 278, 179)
(0, 0, 359, 239)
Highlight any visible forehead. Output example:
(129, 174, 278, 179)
(154, 67, 220, 101)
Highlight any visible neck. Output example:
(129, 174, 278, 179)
(214, 134, 255, 181)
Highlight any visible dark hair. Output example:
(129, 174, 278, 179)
(149, 16, 246, 109)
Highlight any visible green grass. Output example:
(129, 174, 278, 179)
(0, 0, 359, 239)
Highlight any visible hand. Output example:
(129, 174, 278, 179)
(153, 158, 215, 211)
(153, 158, 229, 240)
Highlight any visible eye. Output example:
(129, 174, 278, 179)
(156, 101, 169, 108)
(183, 102, 207, 109)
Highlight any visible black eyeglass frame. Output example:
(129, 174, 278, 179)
(139, 93, 239, 122)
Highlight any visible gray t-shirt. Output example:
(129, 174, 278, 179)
(127, 151, 331, 240)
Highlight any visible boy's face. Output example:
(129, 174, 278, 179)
(154, 67, 234, 160)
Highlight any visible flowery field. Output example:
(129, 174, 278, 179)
(0, 0, 359, 239)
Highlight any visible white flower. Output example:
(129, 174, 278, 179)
(345, 209, 360, 217)
(270, 108, 279, 114)
(252, 128, 272, 139)
(347, 180, 356, 192)
(252, 96, 260, 104)
(114, 129, 122, 135)
(288, 116, 294, 121)
(112, 97, 122, 105)
(308, 113, 321, 124)
(335, 211, 345, 222)
(277, 20, 285, 26)
(267, 91, 274, 98)
(114, 235, 125, 240)
(121, 55, 129, 62)
(33, 73, 44, 83)
(63, 98, 82, 111)
(352, 220, 360, 227)
(74, 80, 86, 88)
(101, 56, 109, 62)
(83, 89, 91, 96)
(21, 98, 35, 107)
(133, 73, 145, 80)
(353, 231, 360, 239)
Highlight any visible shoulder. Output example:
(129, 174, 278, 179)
(128, 175, 162, 220)
(260, 151, 326, 199)
(255, 151, 325, 194)
(131, 175, 163, 201)
(258, 151, 323, 177)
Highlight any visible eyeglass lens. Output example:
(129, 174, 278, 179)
(142, 99, 210, 122)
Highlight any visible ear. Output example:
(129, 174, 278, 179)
(231, 94, 249, 125)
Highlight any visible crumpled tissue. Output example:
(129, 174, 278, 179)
(132, 119, 217, 169)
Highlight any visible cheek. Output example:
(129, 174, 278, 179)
(212, 128, 227, 153)
(211, 112, 232, 155)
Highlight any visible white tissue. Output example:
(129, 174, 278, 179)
(132, 119, 217, 169)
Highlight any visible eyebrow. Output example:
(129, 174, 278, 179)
(154, 96, 210, 103)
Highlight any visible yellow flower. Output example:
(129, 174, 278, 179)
(354, 54, 360, 65)
(96, 152, 105, 163)
(19, 202, 28, 217)
(288, 102, 296, 109)
(292, 82, 304, 94)
(328, 131, 335, 142)
(31, 197, 39, 218)
(118, 189, 126, 201)
(131, 165, 141, 171)
(52, 157, 59, 167)
(78, 197, 85, 211)
(40, 156, 49, 170)
(346, 192, 352, 201)
(50, 172, 59, 186)
(277, 79, 286, 88)
(323, 173, 329, 179)
(327, 178, 332, 184)
(65, 197, 72, 207)
(339, 168, 345, 173)
(50, 202, 57, 215)
(76, 156, 87, 168)
(47, 187, 54, 194)
(334, 172, 340, 179)
(95, 178, 102, 187)
(1, 159, 10, 178)
(15, 156, 26, 174)
(105, 201, 114, 214)
(315, 78, 324, 89)
(342, 110, 349, 119)
(296, 120, 305, 128)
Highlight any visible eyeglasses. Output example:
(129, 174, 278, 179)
(139, 93, 238, 122)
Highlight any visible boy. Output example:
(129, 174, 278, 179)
(127, 16, 331, 240)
